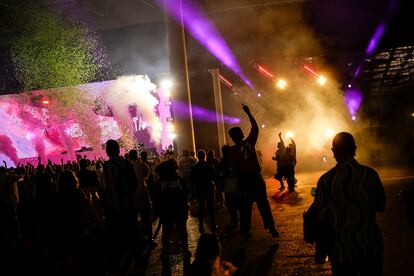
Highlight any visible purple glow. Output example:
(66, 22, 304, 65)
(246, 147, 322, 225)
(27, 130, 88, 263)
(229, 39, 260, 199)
(366, 24, 386, 55)
(344, 89, 363, 117)
(173, 101, 240, 124)
(159, 0, 252, 88)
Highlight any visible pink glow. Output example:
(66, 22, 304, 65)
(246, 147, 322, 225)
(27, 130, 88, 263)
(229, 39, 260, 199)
(0, 135, 19, 166)
(0, 77, 173, 165)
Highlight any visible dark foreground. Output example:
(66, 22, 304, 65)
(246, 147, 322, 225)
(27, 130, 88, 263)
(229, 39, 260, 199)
(4, 166, 414, 276)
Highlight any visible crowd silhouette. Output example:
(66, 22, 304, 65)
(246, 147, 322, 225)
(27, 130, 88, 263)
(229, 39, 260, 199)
(0, 105, 387, 276)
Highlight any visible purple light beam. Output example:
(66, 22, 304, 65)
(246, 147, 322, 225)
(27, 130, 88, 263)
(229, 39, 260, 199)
(158, 0, 252, 88)
(173, 100, 240, 125)
(351, 0, 399, 83)
(366, 24, 386, 55)
(344, 89, 363, 117)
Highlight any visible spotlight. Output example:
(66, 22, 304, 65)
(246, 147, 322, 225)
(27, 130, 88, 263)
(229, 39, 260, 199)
(168, 133, 177, 139)
(351, 115, 356, 121)
(257, 93, 262, 97)
(348, 84, 352, 88)
(261, 124, 266, 128)
(303, 65, 319, 77)
(218, 74, 233, 88)
(317, 75, 327, 86)
(285, 131, 295, 139)
(252, 63, 274, 79)
(276, 79, 287, 90)
(41, 98, 49, 105)
(161, 79, 173, 89)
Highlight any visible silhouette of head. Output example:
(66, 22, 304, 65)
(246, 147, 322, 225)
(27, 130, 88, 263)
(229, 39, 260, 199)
(106, 139, 120, 158)
(140, 151, 148, 161)
(229, 127, 244, 143)
(155, 159, 178, 180)
(207, 149, 215, 159)
(182, 149, 190, 157)
(129, 149, 138, 161)
(197, 149, 206, 161)
(332, 132, 356, 162)
(79, 159, 88, 169)
(58, 169, 79, 191)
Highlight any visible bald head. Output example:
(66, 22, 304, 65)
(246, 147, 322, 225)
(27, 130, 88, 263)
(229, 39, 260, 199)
(332, 132, 356, 162)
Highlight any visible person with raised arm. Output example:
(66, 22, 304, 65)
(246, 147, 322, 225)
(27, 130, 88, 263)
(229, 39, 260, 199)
(228, 104, 279, 244)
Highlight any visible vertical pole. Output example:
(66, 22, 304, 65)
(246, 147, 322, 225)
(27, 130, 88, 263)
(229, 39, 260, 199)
(211, 68, 227, 151)
(165, 0, 196, 154)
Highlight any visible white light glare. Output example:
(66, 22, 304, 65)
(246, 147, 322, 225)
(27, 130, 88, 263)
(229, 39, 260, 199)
(351, 115, 356, 121)
(168, 133, 177, 139)
(285, 131, 295, 139)
(326, 129, 335, 138)
(161, 79, 173, 89)
(317, 75, 327, 86)
(257, 93, 262, 97)
(261, 124, 265, 128)
(276, 79, 287, 90)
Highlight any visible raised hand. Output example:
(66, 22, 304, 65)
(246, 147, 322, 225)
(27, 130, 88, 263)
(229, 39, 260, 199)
(242, 103, 250, 114)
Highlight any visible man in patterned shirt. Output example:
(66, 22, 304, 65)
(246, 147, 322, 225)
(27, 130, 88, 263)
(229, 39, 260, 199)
(312, 132, 386, 276)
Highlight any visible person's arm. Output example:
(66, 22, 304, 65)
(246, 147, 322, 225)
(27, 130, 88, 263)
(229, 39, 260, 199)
(242, 104, 258, 144)
(279, 132, 285, 148)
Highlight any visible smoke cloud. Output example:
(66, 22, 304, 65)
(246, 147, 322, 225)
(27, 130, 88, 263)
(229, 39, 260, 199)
(103, 75, 162, 144)
(0, 134, 19, 166)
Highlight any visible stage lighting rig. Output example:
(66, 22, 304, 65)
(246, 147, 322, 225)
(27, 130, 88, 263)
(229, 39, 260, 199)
(296, 61, 328, 86)
(252, 62, 274, 79)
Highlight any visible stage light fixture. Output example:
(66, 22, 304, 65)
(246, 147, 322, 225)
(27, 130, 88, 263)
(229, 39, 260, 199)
(253, 63, 274, 79)
(351, 116, 356, 121)
(257, 93, 262, 97)
(41, 99, 49, 105)
(317, 75, 327, 86)
(276, 79, 287, 90)
(218, 74, 233, 88)
(261, 124, 266, 128)
(303, 65, 319, 77)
